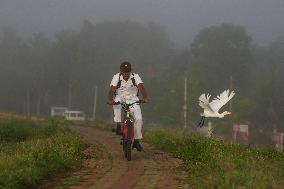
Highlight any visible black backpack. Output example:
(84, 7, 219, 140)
(116, 73, 137, 88)
(115, 73, 139, 96)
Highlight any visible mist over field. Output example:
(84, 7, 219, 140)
(1, 0, 284, 46)
(0, 0, 284, 145)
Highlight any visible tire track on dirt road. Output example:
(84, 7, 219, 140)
(72, 126, 144, 189)
(62, 126, 190, 189)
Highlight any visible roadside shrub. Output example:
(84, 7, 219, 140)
(145, 128, 284, 188)
(0, 119, 84, 189)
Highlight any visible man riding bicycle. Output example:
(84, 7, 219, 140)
(107, 61, 149, 152)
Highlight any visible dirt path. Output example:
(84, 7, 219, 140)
(41, 126, 190, 189)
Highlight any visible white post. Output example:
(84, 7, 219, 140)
(208, 121, 213, 137)
(93, 86, 98, 120)
(183, 76, 187, 128)
(36, 94, 41, 115)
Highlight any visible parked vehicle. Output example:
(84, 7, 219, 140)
(63, 110, 85, 121)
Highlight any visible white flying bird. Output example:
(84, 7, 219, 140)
(197, 89, 235, 127)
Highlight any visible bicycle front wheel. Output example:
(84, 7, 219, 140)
(126, 121, 133, 161)
(126, 140, 131, 161)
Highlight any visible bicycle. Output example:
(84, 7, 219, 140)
(109, 100, 142, 161)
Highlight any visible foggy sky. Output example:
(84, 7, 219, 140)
(1, 0, 284, 47)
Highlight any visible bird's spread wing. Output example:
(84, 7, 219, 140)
(199, 93, 211, 109)
(209, 89, 235, 112)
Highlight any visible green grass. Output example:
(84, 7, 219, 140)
(144, 128, 284, 189)
(0, 118, 84, 189)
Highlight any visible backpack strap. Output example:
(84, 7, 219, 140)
(131, 73, 137, 87)
(131, 73, 139, 97)
(116, 73, 122, 89)
(114, 73, 122, 96)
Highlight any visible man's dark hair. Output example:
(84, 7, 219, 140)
(120, 61, 132, 72)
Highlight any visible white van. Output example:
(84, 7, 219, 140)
(63, 111, 86, 121)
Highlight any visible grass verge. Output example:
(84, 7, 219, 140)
(0, 118, 84, 189)
(144, 128, 284, 189)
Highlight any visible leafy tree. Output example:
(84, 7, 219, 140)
(0, 27, 31, 113)
(28, 32, 51, 114)
(189, 23, 254, 92)
(250, 36, 284, 131)
(148, 23, 255, 126)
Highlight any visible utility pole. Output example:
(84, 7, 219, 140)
(68, 82, 72, 109)
(183, 75, 187, 129)
(229, 75, 233, 111)
(26, 89, 30, 117)
(36, 94, 41, 115)
(92, 86, 98, 120)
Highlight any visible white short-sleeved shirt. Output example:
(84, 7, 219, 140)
(110, 73, 143, 102)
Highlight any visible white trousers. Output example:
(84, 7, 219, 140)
(113, 104, 143, 139)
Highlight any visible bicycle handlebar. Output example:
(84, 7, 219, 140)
(107, 100, 143, 106)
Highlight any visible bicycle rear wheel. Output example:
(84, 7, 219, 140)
(123, 140, 127, 158)
(126, 140, 131, 161)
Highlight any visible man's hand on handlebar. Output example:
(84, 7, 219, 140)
(141, 98, 149, 103)
(107, 99, 116, 105)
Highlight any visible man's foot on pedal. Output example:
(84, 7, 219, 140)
(133, 139, 143, 152)
(136, 142, 143, 152)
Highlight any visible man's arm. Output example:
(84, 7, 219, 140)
(107, 86, 116, 104)
(137, 83, 149, 103)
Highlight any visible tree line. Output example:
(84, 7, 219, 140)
(0, 20, 283, 134)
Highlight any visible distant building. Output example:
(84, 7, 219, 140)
(50, 107, 69, 116)
(63, 110, 85, 121)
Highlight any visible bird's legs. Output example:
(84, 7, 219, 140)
(197, 116, 205, 127)
(197, 117, 202, 127)
(201, 116, 205, 127)
(201, 117, 205, 127)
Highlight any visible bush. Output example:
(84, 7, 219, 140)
(144, 128, 284, 188)
(0, 119, 84, 189)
